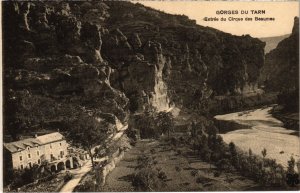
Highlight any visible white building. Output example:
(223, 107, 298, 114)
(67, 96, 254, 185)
(4, 132, 74, 172)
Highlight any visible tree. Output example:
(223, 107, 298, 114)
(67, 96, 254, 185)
(216, 158, 231, 171)
(287, 156, 296, 174)
(204, 151, 212, 169)
(67, 113, 114, 168)
(156, 112, 174, 139)
(249, 148, 253, 157)
(132, 154, 167, 191)
(229, 142, 238, 167)
(135, 109, 158, 139)
(261, 148, 267, 158)
(297, 159, 300, 175)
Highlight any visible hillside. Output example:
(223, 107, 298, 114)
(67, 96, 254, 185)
(3, 2, 298, 192)
(259, 17, 299, 114)
(260, 17, 299, 92)
(3, 1, 266, 140)
(260, 34, 290, 54)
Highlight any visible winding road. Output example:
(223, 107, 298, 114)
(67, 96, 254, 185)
(59, 124, 128, 192)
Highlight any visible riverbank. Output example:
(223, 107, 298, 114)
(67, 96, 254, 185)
(214, 106, 300, 168)
(271, 105, 299, 135)
(207, 92, 277, 115)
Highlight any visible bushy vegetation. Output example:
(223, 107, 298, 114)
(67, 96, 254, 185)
(130, 154, 168, 191)
(4, 89, 83, 140)
(134, 107, 174, 139)
(4, 164, 54, 190)
(64, 171, 74, 182)
(67, 112, 115, 168)
(74, 178, 96, 192)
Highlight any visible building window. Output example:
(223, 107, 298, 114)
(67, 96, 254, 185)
(20, 165, 23, 169)
(20, 156, 22, 161)
(50, 144, 52, 149)
(28, 162, 32, 168)
(27, 147, 30, 151)
(60, 142, 62, 146)
(28, 153, 31, 158)
(38, 159, 41, 164)
(60, 151, 64, 158)
(37, 151, 39, 156)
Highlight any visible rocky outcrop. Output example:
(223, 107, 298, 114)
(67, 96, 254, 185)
(102, 27, 171, 112)
(101, 2, 265, 111)
(3, 1, 267, 139)
(260, 17, 299, 92)
(3, 2, 129, 139)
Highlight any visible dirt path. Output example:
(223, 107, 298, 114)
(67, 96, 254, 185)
(60, 160, 93, 193)
(102, 138, 259, 191)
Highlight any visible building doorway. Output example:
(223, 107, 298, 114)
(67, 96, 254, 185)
(66, 160, 71, 169)
(57, 162, 65, 171)
(50, 165, 56, 173)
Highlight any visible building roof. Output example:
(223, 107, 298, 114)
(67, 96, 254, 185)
(4, 138, 41, 153)
(36, 132, 64, 144)
(4, 132, 65, 153)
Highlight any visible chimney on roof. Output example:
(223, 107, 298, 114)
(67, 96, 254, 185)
(57, 129, 60, 133)
(34, 134, 38, 138)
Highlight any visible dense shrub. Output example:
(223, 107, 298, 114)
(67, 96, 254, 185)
(190, 170, 198, 177)
(135, 113, 159, 139)
(75, 180, 95, 192)
(131, 154, 168, 191)
(158, 171, 168, 181)
(132, 168, 162, 191)
(64, 171, 74, 182)
(133, 108, 175, 139)
(6, 164, 49, 190)
(156, 112, 174, 138)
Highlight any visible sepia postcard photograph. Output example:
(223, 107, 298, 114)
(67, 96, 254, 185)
(1, 0, 299, 192)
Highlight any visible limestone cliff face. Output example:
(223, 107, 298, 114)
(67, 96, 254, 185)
(102, 32, 170, 112)
(102, 2, 265, 110)
(261, 17, 299, 91)
(3, 1, 266, 138)
(3, 2, 128, 139)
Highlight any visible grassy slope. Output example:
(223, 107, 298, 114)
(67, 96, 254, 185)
(101, 137, 260, 191)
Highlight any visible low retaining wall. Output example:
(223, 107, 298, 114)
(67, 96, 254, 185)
(96, 149, 125, 186)
(75, 133, 132, 190)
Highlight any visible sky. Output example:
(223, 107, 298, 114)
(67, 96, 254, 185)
(137, 1, 299, 38)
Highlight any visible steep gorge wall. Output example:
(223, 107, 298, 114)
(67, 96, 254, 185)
(103, 2, 265, 111)
(3, 2, 129, 139)
(260, 17, 299, 92)
(3, 1, 266, 139)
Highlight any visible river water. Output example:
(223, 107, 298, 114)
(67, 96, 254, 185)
(214, 106, 299, 167)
